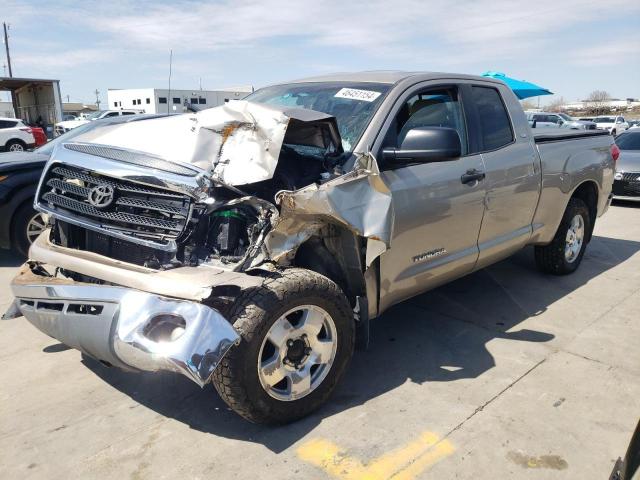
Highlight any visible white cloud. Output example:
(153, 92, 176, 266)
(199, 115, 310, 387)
(570, 44, 639, 66)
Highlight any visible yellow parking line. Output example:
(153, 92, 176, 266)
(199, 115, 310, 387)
(296, 431, 455, 480)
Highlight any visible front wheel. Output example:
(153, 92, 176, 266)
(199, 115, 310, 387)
(535, 197, 591, 275)
(212, 268, 355, 424)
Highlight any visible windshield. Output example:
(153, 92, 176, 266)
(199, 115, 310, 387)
(615, 132, 640, 150)
(558, 113, 572, 121)
(85, 110, 107, 120)
(246, 82, 390, 152)
(594, 117, 616, 123)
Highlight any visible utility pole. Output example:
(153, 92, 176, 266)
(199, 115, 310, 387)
(167, 49, 172, 115)
(94, 89, 101, 109)
(66, 94, 70, 103)
(3, 22, 12, 77)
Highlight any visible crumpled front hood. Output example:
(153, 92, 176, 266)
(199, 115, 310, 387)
(69, 100, 342, 186)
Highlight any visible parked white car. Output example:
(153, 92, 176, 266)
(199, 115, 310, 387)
(526, 111, 564, 128)
(593, 115, 629, 136)
(526, 111, 596, 130)
(55, 109, 143, 136)
(0, 117, 36, 152)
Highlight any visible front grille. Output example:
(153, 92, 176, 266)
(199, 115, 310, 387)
(621, 172, 640, 182)
(39, 164, 192, 245)
(52, 221, 176, 268)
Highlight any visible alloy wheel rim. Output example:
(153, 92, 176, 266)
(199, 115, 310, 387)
(9, 143, 24, 152)
(26, 213, 46, 243)
(564, 214, 584, 263)
(257, 305, 338, 401)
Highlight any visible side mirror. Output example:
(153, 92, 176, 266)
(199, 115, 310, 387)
(383, 127, 462, 165)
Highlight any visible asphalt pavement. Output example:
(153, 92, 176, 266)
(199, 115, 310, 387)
(1, 202, 639, 479)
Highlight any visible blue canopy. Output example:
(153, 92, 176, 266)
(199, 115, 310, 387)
(481, 71, 553, 100)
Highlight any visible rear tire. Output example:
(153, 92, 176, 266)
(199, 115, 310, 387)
(212, 268, 355, 424)
(535, 197, 591, 275)
(6, 139, 26, 152)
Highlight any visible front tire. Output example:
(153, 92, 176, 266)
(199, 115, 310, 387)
(535, 197, 591, 275)
(212, 268, 355, 424)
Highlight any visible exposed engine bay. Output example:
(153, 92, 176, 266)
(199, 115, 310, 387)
(38, 100, 393, 281)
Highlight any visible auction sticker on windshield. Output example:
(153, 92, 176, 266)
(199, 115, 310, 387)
(334, 88, 382, 102)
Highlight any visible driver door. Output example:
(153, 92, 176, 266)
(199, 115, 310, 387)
(376, 84, 486, 312)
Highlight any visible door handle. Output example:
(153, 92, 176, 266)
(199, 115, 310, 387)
(461, 169, 486, 185)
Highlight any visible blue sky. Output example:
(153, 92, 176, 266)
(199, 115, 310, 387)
(2, 0, 639, 106)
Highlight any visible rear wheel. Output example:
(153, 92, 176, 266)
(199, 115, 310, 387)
(212, 268, 354, 424)
(6, 139, 26, 152)
(535, 197, 591, 275)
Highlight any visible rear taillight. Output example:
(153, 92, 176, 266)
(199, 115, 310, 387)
(611, 143, 620, 163)
(19, 127, 33, 134)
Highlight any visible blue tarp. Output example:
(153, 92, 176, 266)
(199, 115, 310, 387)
(481, 71, 553, 100)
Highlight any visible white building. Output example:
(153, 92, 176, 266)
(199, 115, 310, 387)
(107, 86, 253, 114)
(0, 101, 14, 118)
(561, 98, 640, 112)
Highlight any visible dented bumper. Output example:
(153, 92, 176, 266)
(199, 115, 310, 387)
(10, 265, 239, 387)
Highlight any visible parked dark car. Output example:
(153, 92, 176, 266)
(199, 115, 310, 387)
(0, 114, 169, 256)
(613, 130, 640, 201)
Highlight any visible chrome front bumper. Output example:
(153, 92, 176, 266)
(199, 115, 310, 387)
(10, 266, 239, 387)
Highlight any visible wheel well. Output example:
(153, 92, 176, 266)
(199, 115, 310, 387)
(6, 138, 26, 146)
(293, 225, 366, 307)
(571, 181, 598, 242)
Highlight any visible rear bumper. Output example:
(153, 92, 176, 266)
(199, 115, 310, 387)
(9, 265, 239, 386)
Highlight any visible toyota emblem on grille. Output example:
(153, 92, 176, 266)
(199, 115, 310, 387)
(87, 185, 115, 208)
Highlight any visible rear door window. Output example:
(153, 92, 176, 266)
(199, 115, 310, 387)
(471, 86, 514, 151)
(0, 120, 18, 129)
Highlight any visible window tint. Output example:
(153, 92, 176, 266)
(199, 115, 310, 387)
(471, 86, 513, 150)
(122, 111, 136, 115)
(0, 120, 18, 129)
(158, 97, 167, 104)
(385, 88, 467, 155)
(615, 132, 640, 150)
(104, 112, 120, 118)
(173, 97, 180, 104)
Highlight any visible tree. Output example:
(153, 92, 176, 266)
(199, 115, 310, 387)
(586, 90, 610, 115)
(520, 100, 536, 110)
(543, 97, 566, 113)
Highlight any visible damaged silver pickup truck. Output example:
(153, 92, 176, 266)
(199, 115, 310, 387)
(7, 72, 617, 424)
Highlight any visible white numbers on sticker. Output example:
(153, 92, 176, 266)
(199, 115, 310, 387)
(334, 88, 381, 102)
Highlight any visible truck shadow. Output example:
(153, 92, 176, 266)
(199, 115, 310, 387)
(82, 234, 640, 453)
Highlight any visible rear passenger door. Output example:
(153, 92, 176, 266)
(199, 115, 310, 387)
(470, 85, 541, 269)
